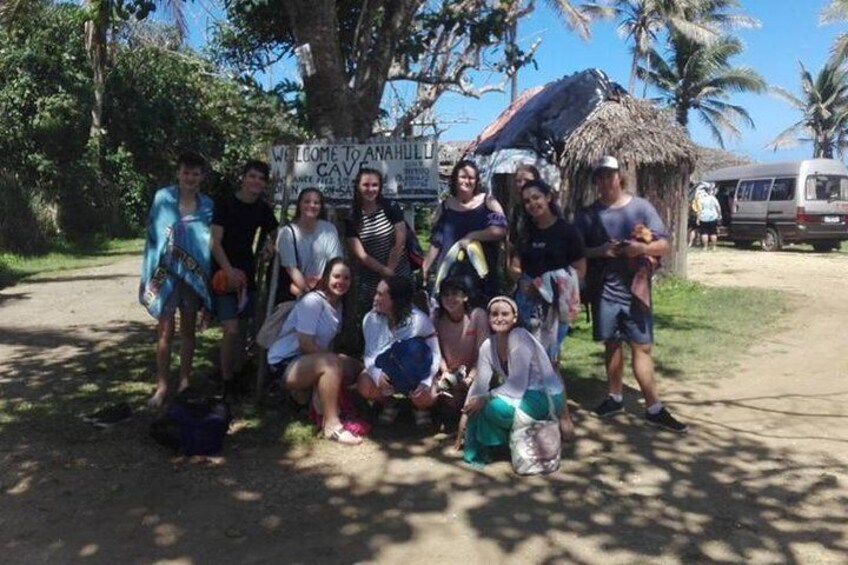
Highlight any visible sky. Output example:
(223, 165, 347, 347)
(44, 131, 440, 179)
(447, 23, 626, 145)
(180, 1, 843, 163)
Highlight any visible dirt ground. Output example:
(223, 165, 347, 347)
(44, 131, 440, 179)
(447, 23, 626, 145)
(1, 247, 846, 564)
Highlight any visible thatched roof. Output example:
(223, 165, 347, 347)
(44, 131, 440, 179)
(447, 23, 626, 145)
(559, 96, 697, 174)
(691, 146, 753, 180)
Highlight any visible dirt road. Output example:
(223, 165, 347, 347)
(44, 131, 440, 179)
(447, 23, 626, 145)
(1, 249, 846, 564)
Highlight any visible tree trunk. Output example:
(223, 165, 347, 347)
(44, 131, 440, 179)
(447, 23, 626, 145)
(84, 7, 108, 151)
(285, 1, 360, 138)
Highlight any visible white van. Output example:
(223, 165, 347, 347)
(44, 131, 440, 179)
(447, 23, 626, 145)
(702, 158, 848, 251)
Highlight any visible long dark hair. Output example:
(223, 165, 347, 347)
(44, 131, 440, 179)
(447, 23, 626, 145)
(351, 167, 385, 231)
(381, 275, 414, 326)
(313, 257, 352, 311)
(293, 187, 328, 221)
(518, 180, 562, 245)
(449, 160, 482, 196)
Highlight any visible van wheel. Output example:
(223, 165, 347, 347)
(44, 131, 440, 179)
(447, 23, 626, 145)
(812, 241, 838, 252)
(761, 227, 781, 252)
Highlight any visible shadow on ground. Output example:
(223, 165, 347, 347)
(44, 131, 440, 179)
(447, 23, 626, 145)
(1, 317, 845, 563)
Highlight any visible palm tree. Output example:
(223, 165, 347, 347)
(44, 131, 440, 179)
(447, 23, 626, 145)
(769, 62, 848, 159)
(821, 0, 848, 64)
(582, 0, 758, 95)
(637, 32, 766, 147)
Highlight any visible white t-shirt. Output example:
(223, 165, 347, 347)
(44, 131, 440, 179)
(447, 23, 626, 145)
(277, 219, 343, 279)
(362, 307, 441, 386)
(267, 291, 341, 364)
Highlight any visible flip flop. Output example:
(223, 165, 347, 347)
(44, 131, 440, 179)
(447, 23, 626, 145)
(326, 427, 362, 446)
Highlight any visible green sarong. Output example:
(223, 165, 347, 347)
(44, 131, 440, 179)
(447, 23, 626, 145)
(463, 390, 563, 466)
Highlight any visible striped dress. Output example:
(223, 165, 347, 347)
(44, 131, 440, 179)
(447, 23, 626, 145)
(347, 204, 411, 318)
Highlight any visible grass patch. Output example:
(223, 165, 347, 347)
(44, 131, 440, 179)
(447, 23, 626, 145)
(0, 237, 143, 289)
(560, 276, 789, 383)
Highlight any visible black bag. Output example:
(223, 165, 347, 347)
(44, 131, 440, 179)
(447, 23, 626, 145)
(275, 224, 300, 304)
(149, 389, 231, 456)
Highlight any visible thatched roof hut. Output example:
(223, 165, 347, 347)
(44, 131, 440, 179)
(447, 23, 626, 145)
(558, 94, 697, 275)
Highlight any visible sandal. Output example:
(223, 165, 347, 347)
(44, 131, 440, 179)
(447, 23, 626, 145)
(378, 401, 400, 425)
(325, 427, 363, 446)
(414, 409, 432, 429)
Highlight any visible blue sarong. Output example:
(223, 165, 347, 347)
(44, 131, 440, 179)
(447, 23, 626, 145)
(139, 186, 214, 319)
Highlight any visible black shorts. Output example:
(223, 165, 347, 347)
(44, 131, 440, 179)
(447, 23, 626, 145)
(699, 221, 718, 236)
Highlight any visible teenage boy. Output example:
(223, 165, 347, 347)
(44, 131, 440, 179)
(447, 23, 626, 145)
(140, 151, 214, 408)
(575, 156, 687, 433)
(211, 160, 279, 400)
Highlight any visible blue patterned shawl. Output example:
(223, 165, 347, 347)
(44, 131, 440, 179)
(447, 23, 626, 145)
(139, 185, 214, 319)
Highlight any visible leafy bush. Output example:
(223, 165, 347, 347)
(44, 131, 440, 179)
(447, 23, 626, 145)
(0, 173, 55, 253)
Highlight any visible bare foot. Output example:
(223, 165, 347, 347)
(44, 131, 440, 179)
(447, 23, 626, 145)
(148, 387, 167, 409)
(560, 416, 577, 443)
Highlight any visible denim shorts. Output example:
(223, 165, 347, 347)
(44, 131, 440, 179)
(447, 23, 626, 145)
(592, 297, 654, 344)
(214, 289, 255, 322)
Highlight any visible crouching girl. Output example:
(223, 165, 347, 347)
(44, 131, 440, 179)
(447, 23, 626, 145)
(462, 296, 574, 466)
(358, 276, 442, 429)
(267, 258, 363, 445)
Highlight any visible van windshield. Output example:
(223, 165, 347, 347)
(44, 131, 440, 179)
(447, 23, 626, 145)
(805, 175, 848, 201)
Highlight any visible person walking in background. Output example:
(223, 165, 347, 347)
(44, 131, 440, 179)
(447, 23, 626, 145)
(575, 156, 687, 433)
(695, 182, 722, 251)
(210, 160, 278, 402)
(139, 151, 214, 408)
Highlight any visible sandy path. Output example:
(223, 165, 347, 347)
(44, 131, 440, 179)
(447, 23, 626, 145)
(0, 250, 846, 564)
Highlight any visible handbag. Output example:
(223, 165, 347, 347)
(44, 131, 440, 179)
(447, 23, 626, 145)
(509, 393, 561, 475)
(374, 336, 433, 394)
(275, 224, 300, 304)
(255, 300, 296, 349)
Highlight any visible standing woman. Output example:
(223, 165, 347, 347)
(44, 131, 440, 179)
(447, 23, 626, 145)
(462, 296, 574, 466)
(358, 276, 442, 428)
(276, 187, 343, 300)
(345, 168, 411, 325)
(510, 180, 586, 363)
(267, 258, 363, 445)
(422, 160, 507, 304)
(506, 164, 541, 265)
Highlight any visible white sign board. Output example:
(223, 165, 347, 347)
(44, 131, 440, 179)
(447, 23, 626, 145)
(269, 137, 439, 203)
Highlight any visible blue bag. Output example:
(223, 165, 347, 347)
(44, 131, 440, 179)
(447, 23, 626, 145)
(375, 337, 433, 394)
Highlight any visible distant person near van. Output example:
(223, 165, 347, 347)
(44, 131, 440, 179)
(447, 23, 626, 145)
(575, 156, 687, 433)
(695, 182, 722, 251)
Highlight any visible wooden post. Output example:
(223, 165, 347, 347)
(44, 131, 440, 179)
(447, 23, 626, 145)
(256, 144, 296, 399)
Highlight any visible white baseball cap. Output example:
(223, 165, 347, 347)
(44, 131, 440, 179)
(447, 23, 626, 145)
(593, 155, 619, 172)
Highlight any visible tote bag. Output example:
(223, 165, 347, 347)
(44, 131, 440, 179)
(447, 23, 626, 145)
(509, 393, 561, 475)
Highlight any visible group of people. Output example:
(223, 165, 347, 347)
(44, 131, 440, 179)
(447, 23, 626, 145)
(139, 150, 687, 466)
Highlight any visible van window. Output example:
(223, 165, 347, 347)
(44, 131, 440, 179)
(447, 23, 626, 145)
(804, 175, 848, 201)
(769, 177, 795, 201)
(737, 179, 771, 202)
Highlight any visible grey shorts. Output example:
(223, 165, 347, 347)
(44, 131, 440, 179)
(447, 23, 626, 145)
(592, 297, 654, 344)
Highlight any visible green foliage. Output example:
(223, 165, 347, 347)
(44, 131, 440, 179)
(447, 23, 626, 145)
(560, 275, 788, 382)
(0, 1, 301, 249)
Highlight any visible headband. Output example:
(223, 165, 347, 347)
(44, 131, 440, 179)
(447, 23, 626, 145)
(487, 295, 518, 316)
